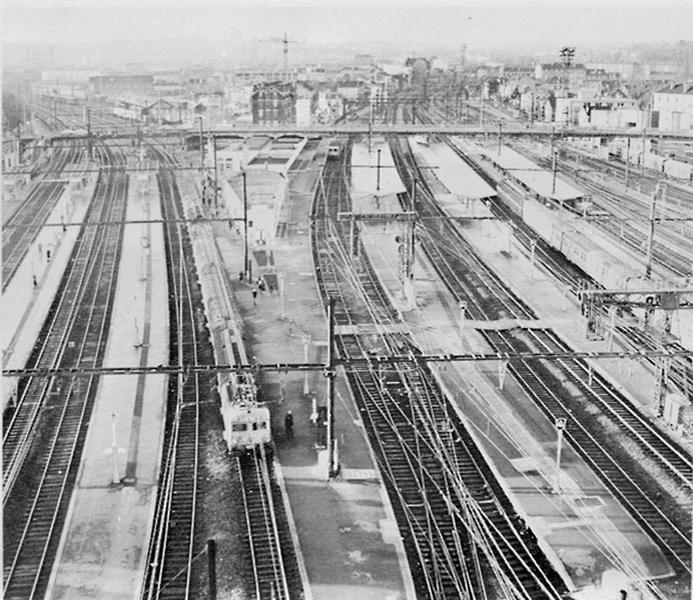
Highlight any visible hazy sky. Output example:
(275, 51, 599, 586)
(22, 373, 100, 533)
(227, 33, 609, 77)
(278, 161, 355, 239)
(3, 1, 693, 49)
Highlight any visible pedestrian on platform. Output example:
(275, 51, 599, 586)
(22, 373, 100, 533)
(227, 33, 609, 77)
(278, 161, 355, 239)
(32, 274, 37, 287)
(251, 286, 258, 306)
(238, 271, 244, 282)
(46, 249, 51, 262)
(284, 411, 294, 441)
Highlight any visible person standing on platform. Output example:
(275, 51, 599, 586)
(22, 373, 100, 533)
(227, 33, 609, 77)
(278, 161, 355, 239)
(251, 286, 258, 306)
(284, 411, 294, 441)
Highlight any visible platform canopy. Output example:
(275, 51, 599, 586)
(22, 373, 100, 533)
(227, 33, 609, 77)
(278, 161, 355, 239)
(412, 138, 496, 200)
(480, 145, 585, 202)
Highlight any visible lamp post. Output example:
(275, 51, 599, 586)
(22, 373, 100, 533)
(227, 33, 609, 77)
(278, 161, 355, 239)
(554, 417, 567, 493)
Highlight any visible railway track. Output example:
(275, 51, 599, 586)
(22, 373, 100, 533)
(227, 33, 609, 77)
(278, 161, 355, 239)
(2, 143, 128, 600)
(238, 446, 296, 600)
(519, 144, 692, 278)
(439, 136, 693, 402)
(390, 120, 693, 582)
(311, 140, 566, 599)
(482, 327, 692, 574)
(389, 135, 536, 321)
(141, 147, 206, 600)
(142, 144, 302, 600)
(2, 142, 84, 291)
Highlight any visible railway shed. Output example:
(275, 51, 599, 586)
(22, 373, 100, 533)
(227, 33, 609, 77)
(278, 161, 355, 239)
(479, 144, 587, 207)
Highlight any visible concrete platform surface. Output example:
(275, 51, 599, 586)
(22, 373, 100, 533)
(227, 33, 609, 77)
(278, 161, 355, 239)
(2, 177, 96, 410)
(358, 207, 673, 595)
(47, 172, 168, 599)
(207, 143, 415, 600)
(409, 136, 496, 201)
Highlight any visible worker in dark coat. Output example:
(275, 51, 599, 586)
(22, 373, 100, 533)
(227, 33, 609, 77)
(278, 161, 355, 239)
(284, 411, 294, 441)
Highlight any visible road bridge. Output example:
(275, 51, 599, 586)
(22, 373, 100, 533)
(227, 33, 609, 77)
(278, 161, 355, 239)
(22, 123, 693, 144)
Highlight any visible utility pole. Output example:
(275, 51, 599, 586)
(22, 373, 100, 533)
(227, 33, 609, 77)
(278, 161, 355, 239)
(85, 107, 92, 159)
(198, 116, 205, 170)
(242, 170, 251, 282)
(641, 127, 647, 175)
(497, 122, 503, 155)
(211, 135, 218, 207)
(376, 148, 382, 191)
(624, 137, 631, 189)
(479, 86, 484, 127)
(326, 298, 337, 478)
(645, 181, 662, 279)
(550, 126, 557, 196)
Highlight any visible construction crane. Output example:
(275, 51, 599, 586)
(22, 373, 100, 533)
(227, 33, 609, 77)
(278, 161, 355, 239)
(259, 32, 298, 72)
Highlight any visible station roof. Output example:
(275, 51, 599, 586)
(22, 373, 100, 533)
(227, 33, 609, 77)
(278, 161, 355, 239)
(479, 145, 585, 202)
(351, 141, 407, 199)
(412, 138, 496, 200)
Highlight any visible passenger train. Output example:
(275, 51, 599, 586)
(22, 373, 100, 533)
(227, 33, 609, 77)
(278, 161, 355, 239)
(220, 370, 271, 452)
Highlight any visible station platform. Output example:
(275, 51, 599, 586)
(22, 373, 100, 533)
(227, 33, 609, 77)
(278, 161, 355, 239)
(477, 143, 586, 203)
(358, 219, 673, 595)
(200, 140, 415, 600)
(351, 139, 407, 201)
(46, 172, 169, 599)
(2, 176, 95, 410)
(408, 136, 496, 203)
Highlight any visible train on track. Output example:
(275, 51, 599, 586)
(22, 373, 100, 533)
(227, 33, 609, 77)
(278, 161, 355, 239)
(220, 372, 271, 452)
(522, 199, 653, 291)
(327, 143, 342, 159)
(607, 142, 693, 182)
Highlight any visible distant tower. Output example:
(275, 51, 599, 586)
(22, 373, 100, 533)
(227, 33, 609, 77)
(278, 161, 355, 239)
(460, 44, 467, 70)
(560, 46, 576, 93)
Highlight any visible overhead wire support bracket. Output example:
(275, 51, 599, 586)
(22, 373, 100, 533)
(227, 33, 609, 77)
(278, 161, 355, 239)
(5, 347, 692, 379)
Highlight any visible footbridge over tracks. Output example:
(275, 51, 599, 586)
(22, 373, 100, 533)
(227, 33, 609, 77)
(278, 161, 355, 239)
(23, 123, 693, 145)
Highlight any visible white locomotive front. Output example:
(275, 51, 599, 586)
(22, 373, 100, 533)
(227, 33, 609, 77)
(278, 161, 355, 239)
(220, 372, 271, 452)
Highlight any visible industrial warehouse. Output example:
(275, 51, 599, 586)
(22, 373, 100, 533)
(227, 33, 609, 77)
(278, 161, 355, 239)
(2, 4, 693, 600)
